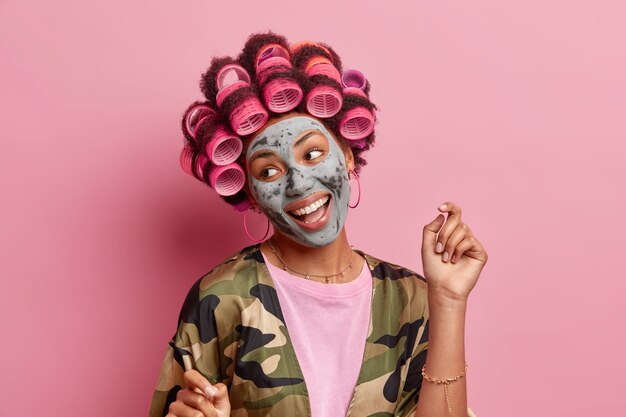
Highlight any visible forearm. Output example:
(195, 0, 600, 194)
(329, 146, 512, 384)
(413, 292, 468, 417)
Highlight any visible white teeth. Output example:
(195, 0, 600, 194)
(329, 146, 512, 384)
(289, 195, 329, 216)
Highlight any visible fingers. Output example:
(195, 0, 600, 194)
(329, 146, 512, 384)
(443, 223, 470, 263)
(210, 383, 231, 413)
(428, 202, 476, 263)
(425, 201, 486, 265)
(167, 391, 206, 417)
(435, 204, 462, 258)
(422, 213, 445, 253)
(450, 236, 474, 264)
(184, 369, 218, 398)
(438, 201, 461, 217)
(178, 371, 231, 416)
(175, 389, 216, 417)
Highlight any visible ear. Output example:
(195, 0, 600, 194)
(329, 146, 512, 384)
(344, 145, 355, 173)
(242, 176, 259, 208)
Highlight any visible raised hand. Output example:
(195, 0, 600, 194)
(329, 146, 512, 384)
(421, 202, 488, 303)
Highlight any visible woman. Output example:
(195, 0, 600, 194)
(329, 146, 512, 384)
(149, 32, 487, 417)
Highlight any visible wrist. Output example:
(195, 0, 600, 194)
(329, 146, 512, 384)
(428, 287, 468, 310)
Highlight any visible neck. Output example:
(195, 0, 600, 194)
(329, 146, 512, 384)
(261, 228, 356, 278)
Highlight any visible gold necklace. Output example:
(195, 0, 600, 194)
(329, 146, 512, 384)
(267, 238, 354, 284)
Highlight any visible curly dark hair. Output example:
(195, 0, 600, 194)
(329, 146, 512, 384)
(179, 30, 378, 211)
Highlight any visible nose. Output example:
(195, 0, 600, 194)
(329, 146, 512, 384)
(285, 167, 315, 197)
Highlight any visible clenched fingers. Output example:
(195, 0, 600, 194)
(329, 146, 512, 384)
(451, 237, 475, 264)
(443, 223, 471, 263)
(184, 369, 218, 398)
(168, 392, 211, 416)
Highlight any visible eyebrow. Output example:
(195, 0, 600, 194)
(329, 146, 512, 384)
(293, 130, 318, 148)
(249, 130, 321, 163)
(249, 150, 277, 164)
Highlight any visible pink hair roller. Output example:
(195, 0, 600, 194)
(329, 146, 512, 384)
(306, 84, 343, 118)
(194, 153, 210, 180)
(229, 99, 269, 135)
(209, 162, 246, 196)
(306, 60, 341, 82)
(262, 76, 303, 113)
(339, 73, 375, 140)
(343, 87, 368, 98)
(289, 42, 343, 117)
(256, 56, 292, 85)
(341, 69, 367, 90)
(205, 125, 243, 166)
(339, 107, 376, 141)
(256, 44, 291, 67)
(216, 64, 251, 90)
(184, 104, 216, 140)
(214, 64, 268, 135)
(180, 144, 196, 177)
(255, 46, 303, 113)
(215, 80, 249, 107)
(304, 60, 343, 117)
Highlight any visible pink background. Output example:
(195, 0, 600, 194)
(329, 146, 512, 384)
(1, 1, 624, 416)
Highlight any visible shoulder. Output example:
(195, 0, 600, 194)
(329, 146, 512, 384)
(197, 243, 263, 292)
(359, 250, 426, 282)
(178, 244, 263, 319)
(358, 250, 429, 294)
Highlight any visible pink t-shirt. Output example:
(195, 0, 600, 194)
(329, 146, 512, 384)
(261, 251, 373, 417)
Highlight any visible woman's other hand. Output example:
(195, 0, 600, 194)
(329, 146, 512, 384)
(166, 369, 231, 417)
(421, 201, 488, 303)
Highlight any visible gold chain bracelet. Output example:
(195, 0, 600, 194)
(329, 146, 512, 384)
(421, 363, 468, 413)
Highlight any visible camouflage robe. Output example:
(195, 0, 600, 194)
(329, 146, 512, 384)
(149, 243, 447, 417)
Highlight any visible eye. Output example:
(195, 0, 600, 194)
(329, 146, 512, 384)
(305, 148, 324, 161)
(261, 167, 279, 178)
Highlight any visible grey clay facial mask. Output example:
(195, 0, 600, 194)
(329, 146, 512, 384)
(246, 116, 351, 247)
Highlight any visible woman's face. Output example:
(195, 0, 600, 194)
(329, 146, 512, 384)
(245, 114, 354, 247)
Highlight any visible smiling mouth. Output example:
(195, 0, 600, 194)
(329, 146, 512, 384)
(286, 194, 331, 224)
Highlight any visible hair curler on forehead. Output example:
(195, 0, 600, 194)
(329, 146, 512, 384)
(179, 31, 379, 211)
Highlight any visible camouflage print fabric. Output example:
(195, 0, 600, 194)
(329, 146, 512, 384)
(149, 243, 474, 417)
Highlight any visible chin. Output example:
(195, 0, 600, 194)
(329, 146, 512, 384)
(293, 225, 343, 248)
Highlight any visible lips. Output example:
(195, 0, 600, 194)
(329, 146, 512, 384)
(283, 191, 331, 212)
(284, 193, 332, 231)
